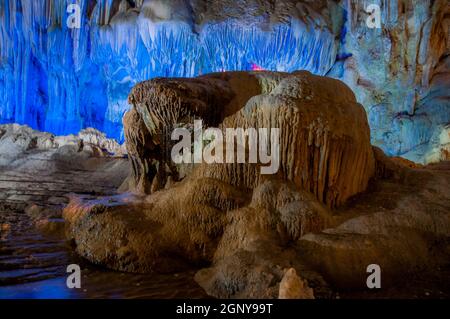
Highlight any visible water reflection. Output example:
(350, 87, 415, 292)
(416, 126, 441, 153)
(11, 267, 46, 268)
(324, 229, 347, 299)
(0, 277, 72, 299)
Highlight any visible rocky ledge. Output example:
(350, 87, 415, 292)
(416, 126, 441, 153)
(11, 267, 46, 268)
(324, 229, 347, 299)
(61, 71, 450, 298)
(0, 124, 130, 232)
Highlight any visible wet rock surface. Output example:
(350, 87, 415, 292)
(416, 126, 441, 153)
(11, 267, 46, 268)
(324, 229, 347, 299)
(1, 0, 448, 300)
(0, 124, 207, 298)
(62, 71, 450, 298)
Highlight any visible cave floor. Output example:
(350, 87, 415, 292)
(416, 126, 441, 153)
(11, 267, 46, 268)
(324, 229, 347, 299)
(333, 161, 450, 299)
(0, 151, 208, 299)
(0, 148, 449, 299)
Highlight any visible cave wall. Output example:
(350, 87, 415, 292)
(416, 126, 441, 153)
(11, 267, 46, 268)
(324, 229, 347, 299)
(0, 0, 448, 162)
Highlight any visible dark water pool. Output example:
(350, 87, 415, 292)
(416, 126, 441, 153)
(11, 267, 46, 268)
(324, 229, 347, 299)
(0, 209, 208, 299)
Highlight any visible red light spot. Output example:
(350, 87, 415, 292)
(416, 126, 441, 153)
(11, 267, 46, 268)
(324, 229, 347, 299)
(251, 63, 264, 71)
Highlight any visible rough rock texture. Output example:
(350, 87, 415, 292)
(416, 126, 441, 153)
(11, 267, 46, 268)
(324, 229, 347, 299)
(1, 0, 448, 164)
(298, 149, 450, 290)
(424, 124, 450, 163)
(64, 176, 334, 298)
(278, 268, 315, 299)
(0, 125, 130, 288)
(64, 177, 249, 273)
(335, 0, 450, 164)
(125, 71, 375, 207)
(62, 70, 450, 299)
(65, 70, 373, 297)
(0, 0, 340, 140)
(0, 124, 126, 169)
(0, 123, 129, 214)
(193, 178, 333, 298)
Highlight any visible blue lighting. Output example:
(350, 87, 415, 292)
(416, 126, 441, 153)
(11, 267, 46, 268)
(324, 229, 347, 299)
(0, 277, 73, 299)
(0, 0, 339, 142)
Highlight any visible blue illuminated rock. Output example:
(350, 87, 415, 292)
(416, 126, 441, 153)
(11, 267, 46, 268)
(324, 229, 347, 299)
(0, 0, 448, 163)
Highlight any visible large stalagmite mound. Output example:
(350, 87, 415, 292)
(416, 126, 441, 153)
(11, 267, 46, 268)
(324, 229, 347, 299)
(63, 71, 450, 298)
(124, 71, 375, 207)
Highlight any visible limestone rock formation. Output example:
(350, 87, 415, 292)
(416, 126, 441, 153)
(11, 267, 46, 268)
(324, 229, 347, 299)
(63, 71, 363, 297)
(424, 124, 450, 163)
(0, 124, 129, 216)
(64, 177, 249, 273)
(62, 70, 450, 298)
(124, 71, 375, 207)
(339, 0, 450, 163)
(0, 124, 132, 293)
(0, 124, 126, 169)
(298, 154, 450, 290)
(278, 268, 315, 299)
(193, 178, 332, 298)
(1, 0, 448, 164)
